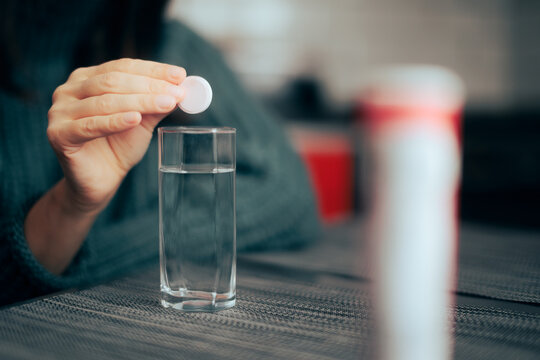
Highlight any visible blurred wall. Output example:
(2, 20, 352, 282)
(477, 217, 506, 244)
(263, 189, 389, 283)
(167, 0, 540, 228)
(511, 1, 540, 107)
(167, 0, 537, 109)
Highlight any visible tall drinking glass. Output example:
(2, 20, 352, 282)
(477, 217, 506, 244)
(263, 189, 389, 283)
(158, 127, 236, 311)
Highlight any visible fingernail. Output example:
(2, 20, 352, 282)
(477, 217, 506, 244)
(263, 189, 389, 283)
(155, 95, 176, 110)
(168, 66, 184, 80)
(167, 85, 185, 99)
(123, 112, 140, 124)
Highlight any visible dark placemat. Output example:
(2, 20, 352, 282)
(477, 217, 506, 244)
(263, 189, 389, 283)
(0, 266, 368, 360)
(455, 305, 540, 359)
(1, 263, 539, 360)
(457, 225, 540, 304)
(244, 221, 540, 304)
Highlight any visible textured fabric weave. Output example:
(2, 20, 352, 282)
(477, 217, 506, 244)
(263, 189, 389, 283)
(245, 221, 540, 304)
(1, 255, 539, 360)
(1, 221, 539, 359)
(456, 225, 540, 303)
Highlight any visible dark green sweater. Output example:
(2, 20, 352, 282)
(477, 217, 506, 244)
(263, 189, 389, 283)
(0, 18, 320, 306)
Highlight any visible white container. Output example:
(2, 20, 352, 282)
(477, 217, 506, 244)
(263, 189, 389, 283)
(363, 65, 465, 360)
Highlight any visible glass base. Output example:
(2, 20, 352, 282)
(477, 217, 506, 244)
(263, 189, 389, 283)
(161, 289, 236, 312)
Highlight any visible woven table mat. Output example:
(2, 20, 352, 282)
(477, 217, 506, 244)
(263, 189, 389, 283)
(454, 305, 540, 359)
(1, 266, 367, 360)
(1, 262, 539, 360)
(245, 221, 540, 304)
(457, 225, 540, 303)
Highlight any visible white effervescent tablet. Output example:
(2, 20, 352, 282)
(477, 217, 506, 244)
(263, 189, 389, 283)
(178, 76, 213, 114)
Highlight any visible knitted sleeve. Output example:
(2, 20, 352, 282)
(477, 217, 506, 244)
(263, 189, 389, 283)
(159, 21, 322, 251)
(0, 181, 84, 305)
(0, 183, 159, 307)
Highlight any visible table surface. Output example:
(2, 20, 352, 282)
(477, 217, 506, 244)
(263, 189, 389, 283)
(1, 220, 539, 359)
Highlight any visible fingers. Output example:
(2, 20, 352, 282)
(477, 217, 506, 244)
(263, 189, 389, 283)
(58, 93, 178, 119)
(70, 58, 186, 85)
(68, 72, 185, 99)
(49, 112, 142, 145)
(49, 58, 186, 148)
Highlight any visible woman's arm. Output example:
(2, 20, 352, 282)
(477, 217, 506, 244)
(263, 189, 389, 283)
(24, 179, 99, 274)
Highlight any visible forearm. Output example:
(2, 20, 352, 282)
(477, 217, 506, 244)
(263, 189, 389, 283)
(24, 179, 100, 275)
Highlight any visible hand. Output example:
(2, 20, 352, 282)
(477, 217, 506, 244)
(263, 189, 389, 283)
(46, 58, 186, 214)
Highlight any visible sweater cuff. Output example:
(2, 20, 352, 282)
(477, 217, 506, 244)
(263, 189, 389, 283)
(6, 195, 92, 297)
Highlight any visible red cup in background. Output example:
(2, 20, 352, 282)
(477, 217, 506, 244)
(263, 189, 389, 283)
(288, 126, 355, 224)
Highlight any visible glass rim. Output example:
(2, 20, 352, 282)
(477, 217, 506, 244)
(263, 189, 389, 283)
(158, 126, 236, 134)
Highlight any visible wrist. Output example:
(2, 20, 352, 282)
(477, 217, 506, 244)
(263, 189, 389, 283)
(24, 179, 103, 274)
(50, 179, 105, 219)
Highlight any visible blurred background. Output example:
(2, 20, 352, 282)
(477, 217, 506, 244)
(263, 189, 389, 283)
(167, 0, 540, 229)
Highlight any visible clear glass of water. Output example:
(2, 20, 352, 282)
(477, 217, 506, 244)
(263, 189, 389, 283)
(158, 127, 236, 311)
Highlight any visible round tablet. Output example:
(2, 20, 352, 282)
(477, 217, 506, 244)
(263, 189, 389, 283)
(178, 76, 213, 114)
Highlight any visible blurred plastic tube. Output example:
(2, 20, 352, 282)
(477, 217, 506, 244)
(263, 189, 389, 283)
(363, 65, 465, 360)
